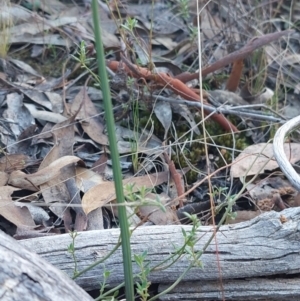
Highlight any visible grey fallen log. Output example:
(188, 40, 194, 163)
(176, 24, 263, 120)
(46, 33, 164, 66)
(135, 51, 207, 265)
(17, 207, 300, 300)
(159, 278, 300, 301)
(0, 230, 93, 301)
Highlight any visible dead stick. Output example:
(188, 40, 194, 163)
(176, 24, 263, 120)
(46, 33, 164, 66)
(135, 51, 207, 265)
(163, 151, 184, 208)
(175, 29, 294, 82)
(107, 60, 239, 132)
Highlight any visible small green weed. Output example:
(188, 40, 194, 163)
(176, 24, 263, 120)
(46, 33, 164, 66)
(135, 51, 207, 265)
(67, 231, 79, 277)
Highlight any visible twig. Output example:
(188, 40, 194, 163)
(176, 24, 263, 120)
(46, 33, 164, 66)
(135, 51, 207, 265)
(107, 59, 239, 132)
(175, 29, 294, 82)
(162, 149, 185, 208)
(147, 93, 286, 124)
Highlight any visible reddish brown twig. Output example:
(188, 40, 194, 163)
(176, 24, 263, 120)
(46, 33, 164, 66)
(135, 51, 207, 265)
(175, 29, 294, 83)
(107, 59, 239, 132)
(162, 151, 185, 208)
(226, 59, 244, 92)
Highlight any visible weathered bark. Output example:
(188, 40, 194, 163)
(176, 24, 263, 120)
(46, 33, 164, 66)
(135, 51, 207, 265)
(10, 207, 300, 300)
(158, 278, 300, 301)
(0, 230, 93, 301)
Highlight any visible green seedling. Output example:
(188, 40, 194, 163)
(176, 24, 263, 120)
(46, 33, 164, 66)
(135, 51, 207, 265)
(67, 231, 79, 277)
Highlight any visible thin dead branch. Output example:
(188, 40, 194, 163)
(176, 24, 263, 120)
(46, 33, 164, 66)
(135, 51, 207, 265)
(175, 29, 294, 82)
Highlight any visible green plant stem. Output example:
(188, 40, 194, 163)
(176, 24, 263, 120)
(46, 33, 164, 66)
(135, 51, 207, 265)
(91, 1, 134, 300)
(149, 147, 274, 300)
(95, 282, 124, 301)
(148, 197, 235, 301)
(72, 239, 122, 280)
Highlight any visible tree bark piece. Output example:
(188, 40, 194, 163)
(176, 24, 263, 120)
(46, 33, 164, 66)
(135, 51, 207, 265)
(0, 230, 93, 301)
(15, 207, 300, 300)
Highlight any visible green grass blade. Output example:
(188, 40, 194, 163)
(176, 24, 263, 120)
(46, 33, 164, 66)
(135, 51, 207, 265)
(91, 1, 134, 300)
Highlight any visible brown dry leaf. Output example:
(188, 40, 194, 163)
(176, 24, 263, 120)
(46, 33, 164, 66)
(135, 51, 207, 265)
(71, 87, 108, 145)
(138, 192, 179, 225)
(154, 101, 172, 139)
(172, 103, 200, 135)
(2, 93, 35, 153)
(226, 211, 261, 224)
(87, 207, 104, 231)
(39, 118, 75, 168)
(231, 143, 300, 178)
(9, 15, 75, 46)
(200, 6, 224, 40)
(208, 90, 248, 105)
(39, 116, 78, 217)
(0, 186, 36, 228)
(75, 166, 105, 192)
(246, 177, 295, 203)
(43, 92, 64, 113)
(0, 171, 8, 186)
(92, 153, 108, 175)
(9, 156, 83, 191)
(0, 154, 31, 172)
(133, 3, 186, 35)
(66, 177, 87, 232)
(8, 170, 38, 191)
(109, 202, 142, 227)
(153, 37, 178, 51)
(25, 104, 67, 123)
(82, 171, 169, 215)
(162, 39, 196, 63)
(239, 85, 274, 104)
(22, 90, 55, 110)
(9, 58, 42, 78)
(81, 7, 120, 49)
(0, 3, 32, 25)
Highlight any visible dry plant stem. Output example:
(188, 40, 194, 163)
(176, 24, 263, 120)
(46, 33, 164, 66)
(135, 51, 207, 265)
(175, 29, 294, 82)
(273, 115, 300, 191)
(171, 146, 272, 207)
(162, 150, 184, 207)
(147, 93, 285, 123)
(226, 59, 244, 92)
(107, 59, 239, 132)
(196, 2, 224, 299)
(272, 193, 286, 210)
